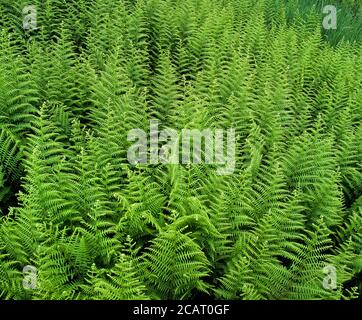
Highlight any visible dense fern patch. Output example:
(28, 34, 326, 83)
(0, 0, 361, 300)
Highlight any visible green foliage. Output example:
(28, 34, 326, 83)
(0, 0, 361, 300)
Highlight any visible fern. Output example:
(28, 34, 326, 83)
(0, 0, 361, 301)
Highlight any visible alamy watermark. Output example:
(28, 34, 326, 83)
(21, 4, 337, 33)
(322, 5, 337, 30)
(22, 265, 37, 290)
(323, 265, 337, 290)
(22, 5, 37, 32)
(127, 120, 236, 175)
